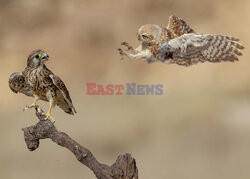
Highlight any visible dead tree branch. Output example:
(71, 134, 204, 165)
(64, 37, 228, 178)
(22, 107, 138, 179)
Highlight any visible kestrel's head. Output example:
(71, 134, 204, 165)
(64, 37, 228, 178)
(137, 24, 163, 45)
(27, 49, 49, 68)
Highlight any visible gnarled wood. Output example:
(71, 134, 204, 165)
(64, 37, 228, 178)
(22, 106, 138, 179)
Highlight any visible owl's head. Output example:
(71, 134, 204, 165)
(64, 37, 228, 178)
(27, 49, 49, 68)
(137, 24, 163, 45)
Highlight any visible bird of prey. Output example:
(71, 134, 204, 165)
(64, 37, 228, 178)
(118, 15, 244, 66)
(9, 49, 76, 122)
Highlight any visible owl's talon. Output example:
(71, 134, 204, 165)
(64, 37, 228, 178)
(121, 42, 127, 46)
(121, 41, 130, 48)
(118, 48, 125, 55)
(121, 42, 134, 51)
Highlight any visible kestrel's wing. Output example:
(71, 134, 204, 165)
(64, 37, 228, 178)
(49, 74, 77, 115)
(9, 72, 49, 101)
(166, 15, 195, 39)
(158, 33, 244, 66)
(9, 72, 33, 97)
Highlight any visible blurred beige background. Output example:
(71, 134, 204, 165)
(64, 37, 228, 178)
(1, 0, 250, 178)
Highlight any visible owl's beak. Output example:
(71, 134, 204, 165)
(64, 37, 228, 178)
(41, 53, 49, 61)
(137, 33, 141, 41)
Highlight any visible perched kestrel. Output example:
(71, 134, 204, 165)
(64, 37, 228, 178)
(9, 50, 76, 122)
(118, 15, 244, 66)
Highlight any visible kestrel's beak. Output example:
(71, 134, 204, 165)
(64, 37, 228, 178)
(41, 53, 49, 61)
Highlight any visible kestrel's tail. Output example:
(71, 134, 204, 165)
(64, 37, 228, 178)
(57, 99, 77, 115)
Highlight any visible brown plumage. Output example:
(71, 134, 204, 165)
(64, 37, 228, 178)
(118, 15, 244, 66)
(166, 15, 195, 39)
(9, 49, 76, 122)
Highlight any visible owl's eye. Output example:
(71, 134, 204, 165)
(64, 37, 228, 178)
(35, 54, 40, 59)
(142, 35, 149, 39)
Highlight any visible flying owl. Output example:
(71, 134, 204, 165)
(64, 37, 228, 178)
(9, 50, 76, 122)
(118, 15, 244, 66)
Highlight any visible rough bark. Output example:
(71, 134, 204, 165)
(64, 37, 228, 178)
(22, 106, 138, 179)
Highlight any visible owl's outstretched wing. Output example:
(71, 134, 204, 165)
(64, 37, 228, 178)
(49, 74, 77, 115)
(9, 72, 34, 97)
(157, 33, 244, 66)
(166, 15, 195, 39)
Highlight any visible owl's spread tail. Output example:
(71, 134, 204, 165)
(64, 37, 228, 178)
(201, 35, 244, 63)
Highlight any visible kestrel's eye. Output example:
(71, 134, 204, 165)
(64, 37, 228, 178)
(35, 54, 40, 59)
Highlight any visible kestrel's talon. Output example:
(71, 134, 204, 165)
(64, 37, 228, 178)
(23, 97, 39, 111)
(41, 112, 55, 123)
(23, 104, 37, 111)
